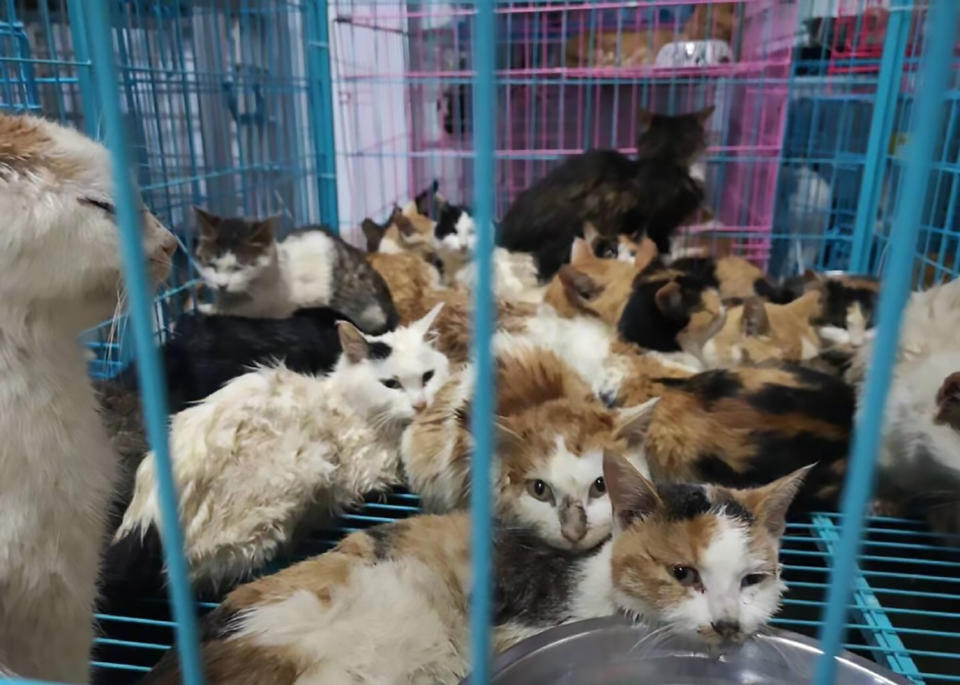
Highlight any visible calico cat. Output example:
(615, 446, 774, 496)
(696, 292, 823, 368)
(0, 114, 177, 682)
(110, 305, 449, 588)
(141, 455, 808, 685)
(670, 255, 778, 302)
(414, 179, 476, 255)
(499, 106, 713, 280)
(194, 208, 398, 333)
(630, 363, 854, 510)
(112, 306, 351, 414)
(362, 206, 439, 265)
(401, 346, 650, 550)
(777, 270, 878, 347)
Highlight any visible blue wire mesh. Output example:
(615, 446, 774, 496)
(2, 1, 960, 684)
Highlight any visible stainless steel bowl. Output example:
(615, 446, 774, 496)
(466, 617, 910, 685)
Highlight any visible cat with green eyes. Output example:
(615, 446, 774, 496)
(112, 305, 450, 589)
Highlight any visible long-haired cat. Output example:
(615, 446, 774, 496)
(401, 346, 651, 550)
(629, 363, 853, 510)
(110, 304, 449, 589)
(499, 107, 713, 280)
(0, 114, 176, 682)
(777, 270, 878, 347)
(194, 208, 398, 333)
(141, 455, 807, 685)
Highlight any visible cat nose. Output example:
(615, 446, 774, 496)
(560, 501, 587, 543)
(412, 399, 426, 412)
(711, 620, 740, 640)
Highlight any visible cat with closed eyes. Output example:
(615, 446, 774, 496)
(0, 114, 176, 682)
(194, 208, 398, 333)
(142, 454, 808, 685)
(499, 107, 713, 280)
(110, 304, 449, 589)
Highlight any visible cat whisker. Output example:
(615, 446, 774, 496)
(630, 623, 673, 652)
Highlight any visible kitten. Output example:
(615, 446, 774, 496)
(777, 270, 878, 347)
(141, 455, 807, 685)
(0, 114, 176, 682)
(110, 304, 449, 589)
(112, 306, 351, 414)
(670, 255, 778, 302)
(631, 363, 853, 510)
(697, 292, 823, 368)
(499, 107, 713, 280)
(195, 208, 398, 333)
(414, 179, 476, 255)
(401, 346, 650, 550)
(362, 206, 439, 265)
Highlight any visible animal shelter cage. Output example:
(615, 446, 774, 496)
(1, 0, 960, 683)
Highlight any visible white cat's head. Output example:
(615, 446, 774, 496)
(334, 303, 450, 424)
(193, 207, 278, 295)
(0, 114, 176, 324)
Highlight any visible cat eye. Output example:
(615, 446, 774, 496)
(526, 479, 553, 502)
(80, 197, 116, 216)
(380, 378, 401, 389)
(422, 370, 434, 384)
(671, 565, 700, 587)
(741, 573, 767, 588)
(589, 477, 606, 497)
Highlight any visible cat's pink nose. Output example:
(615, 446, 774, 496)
(413, 400, 426, 412)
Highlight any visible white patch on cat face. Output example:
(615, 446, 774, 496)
(200, 251, 273, 294)
(662, 517, 782, 646)
(506, 437, 610, 551)
(438, 211, 476, 253)
(616, 242, 635, 263)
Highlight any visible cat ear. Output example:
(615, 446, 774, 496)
(787, 290, 823, 321)
(362, 218, 384, 252)
(935, 371, 960, 430)
(412, 302, 444, 337)
(695, 104, 716, 125)
(637, 107, 654, 132)
(336, 321, 370, 363)
(741, 297, 770, 336)
(250, 216, 277, 247)
(654, 281, 687, 322)
(739, 464, 813, 538)
(495, 417, 524, 454)
(194, 207, 220, 234)
(570, 237, 596, 267)
(603, 452, 662, 529)
(558, 265, 602, 305)
(582, 221, 601, 246)
(613, 397, 659, 445)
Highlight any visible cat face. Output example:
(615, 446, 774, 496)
(335, 303, 450, 424)
(414, 181, 475, 254)
(605, 453, 807, 647)
(194, 208, 277, 294)
(0, 114, 176, 322)
(497, 400, 651, 551)
(636, 106, 714, 167)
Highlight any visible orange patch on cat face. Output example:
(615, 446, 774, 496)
(544, 257, 639, 324)
(0, 114, 87, 181)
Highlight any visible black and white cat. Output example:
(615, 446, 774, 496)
(194, 208, 398, 333)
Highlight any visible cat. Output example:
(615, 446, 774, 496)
(696, 292, 823, 368)
(111, 306, 352, 414)
(109, 304, 449, 589)
(0, 113, 176, 682)
(401, 346, 651, 550)
(414, 179, 476, 255)
(362, 206, 440, 266)
(498, 106, 713, 280)
(628, 363, 854, 510)
(194, 208, 398, 333)
(777, 270, 878, 347)
(140, 455, 808, 685)
(669, 255, 779, 302)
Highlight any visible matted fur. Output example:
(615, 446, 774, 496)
(112, 306, 450, 588)
(0, 114, 175, 682)
(142, 458, 805, 685)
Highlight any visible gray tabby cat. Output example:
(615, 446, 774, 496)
(194, 208, 398, 333)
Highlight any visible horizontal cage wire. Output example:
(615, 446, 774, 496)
(1, 0, 960, 684)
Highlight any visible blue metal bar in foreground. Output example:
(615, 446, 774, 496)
(848, 0, 913, 274)
(306, 0, 339, 230)
(815, 1, 960, 683)
(468, 0, 497, 682)
(83, 4, 205, 685)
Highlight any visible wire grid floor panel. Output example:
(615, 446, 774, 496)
(89, 497, 960, 685)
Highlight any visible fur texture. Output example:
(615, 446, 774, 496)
(110, 305, 450, 589)
(195, 209, 397, 333)
(0, 114, 176, 682)
(141, 456, 806, 685)
(499, 107, 712, 280)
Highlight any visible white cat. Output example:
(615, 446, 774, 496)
(113, 304, 449, 588)
(0, 114, 176, 682)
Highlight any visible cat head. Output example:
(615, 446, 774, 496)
(605, 453, 808, 647)
(618, 267, 726, 354)
(334, 303, 450, 424)
(193, 208, 278, 295)
(636, 106, 714, 167)
(544, 238, 643, 321)
(495, 399, 652, 551)
(414, 180, 476, 254)
(583, 222, 657, 266)
(698, 293, 822, 367)
(0, 114, 176, 323)
(363, 206, 440, 265)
